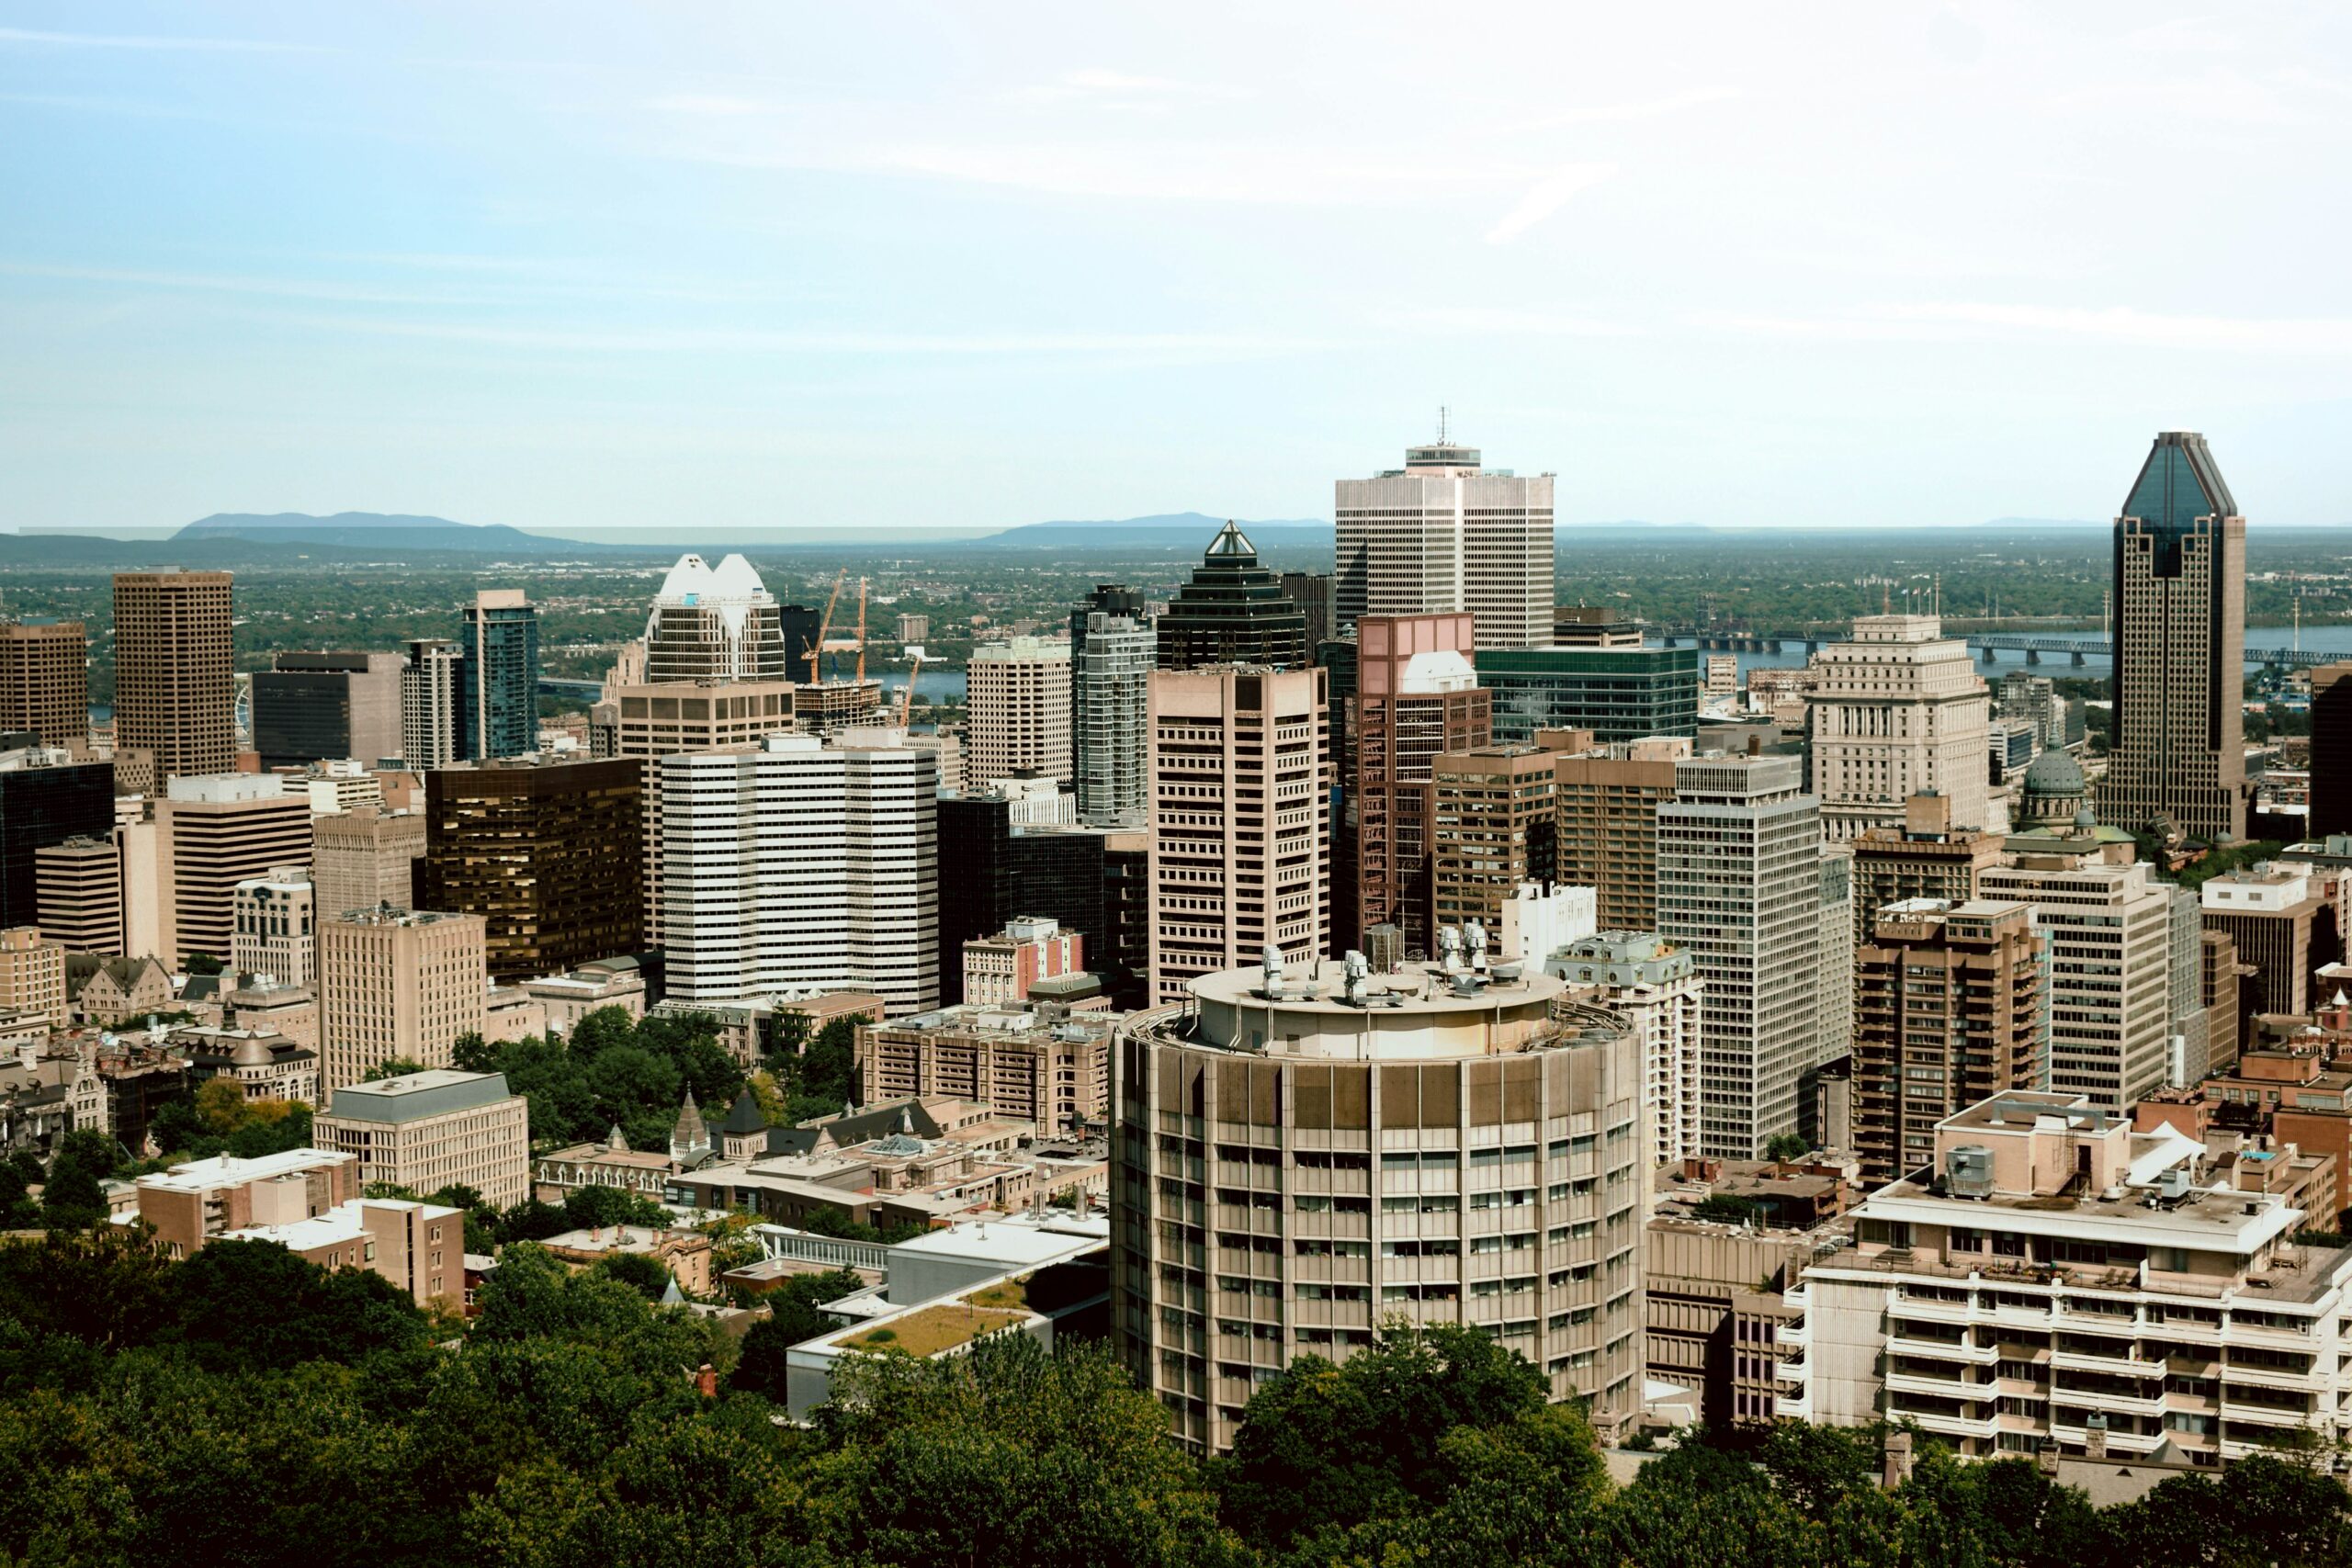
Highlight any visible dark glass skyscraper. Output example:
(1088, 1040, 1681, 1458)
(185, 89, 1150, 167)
(1155, 522, 1307, 671)
(0, 752, 114, 928)
(2097, 432, 2247, 844)
(457, 590, 540, 761)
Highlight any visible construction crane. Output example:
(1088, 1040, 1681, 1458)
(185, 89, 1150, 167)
(805, 569, 846, 683)
(813, 574, 870, 684)
(899, 646, 924, 727)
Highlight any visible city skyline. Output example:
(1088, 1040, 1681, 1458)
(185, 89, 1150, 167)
(7, 6, 2352, 536)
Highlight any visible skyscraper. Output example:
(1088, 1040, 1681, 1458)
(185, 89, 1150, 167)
(1430, 744, 1557, 936)
(642, 554, 795, 682)
(1278, 570, 1335, 648)
(967, 636, 1073, 786)
(457, 590, 539, 761)
(401, 638, 461, 770)
(1474, 647, 1702, 742)
(2309, 662, 2352, 841)
(1351, 614, 1488, 953)
(0, 745, 113, 930)
(250, 652, 406, 769)
(1156, 523, 1308, 671)
(154, 775, 315, 967)
(1853, 899, 2045, 1187)
(317, 908, 489, 1094)
(418, 757, 641, 981)
(1803, 614, 1990, 840)
(0, 620, 87, 750)
(660, 731, 938, 1013)
(1074, 612, 1155, 829)
(2098, 431, 2248, 844)
(113, 570, 233, 782)
(1335, 433, 1554, 649)
(1147, 665, 1328, 1002)
(1657, 754, 1825, 1157)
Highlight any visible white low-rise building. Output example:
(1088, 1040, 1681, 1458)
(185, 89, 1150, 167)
(1781, 1089, 2352, 1467)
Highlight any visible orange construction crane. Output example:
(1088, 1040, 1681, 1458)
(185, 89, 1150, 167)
(899, 646, 924, 727)
(806, 569, 846, 682)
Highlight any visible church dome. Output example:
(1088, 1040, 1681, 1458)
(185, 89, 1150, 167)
(2021, 750, 2085, 796)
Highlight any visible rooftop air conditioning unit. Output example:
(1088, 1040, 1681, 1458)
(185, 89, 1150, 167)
(1946, 1144, 1995, 1200)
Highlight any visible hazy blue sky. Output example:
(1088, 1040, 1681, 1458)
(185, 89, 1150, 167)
(6, 3, 2352, 534)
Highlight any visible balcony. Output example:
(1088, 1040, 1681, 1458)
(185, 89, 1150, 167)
(1887, 1369, 1985, 1401)
(2220, 1360, 2319, 1393)
(1891, 1333, 1996, 1364)
(1899, 1406, 1997, 1443)
(2051, 1347, 2156, 1376)
(1891, 1291, 1974, 1326)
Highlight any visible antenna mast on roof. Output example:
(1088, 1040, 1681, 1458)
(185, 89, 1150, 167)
(1438, 405, 1448, 443)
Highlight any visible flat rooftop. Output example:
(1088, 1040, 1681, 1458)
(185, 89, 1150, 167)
(325, 1068, 514, 1122)
(138, 1147, 351, 1194)
(1188, 960, 1564, 1017)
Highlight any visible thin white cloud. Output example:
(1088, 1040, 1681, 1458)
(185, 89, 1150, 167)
(256, 310, 1329, 358)
(1399, 306, 1641, 339)
(1510, 87, 1740, 132)
(0, 26, 328, 53)
(1702, 300, 2352, 354)
(1008, 68, 1250, 105)
(1484, 164, 1616, 244)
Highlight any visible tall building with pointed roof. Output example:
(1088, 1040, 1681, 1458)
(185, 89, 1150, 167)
(643, 553, 796, 683)
(2098, 431, 2248, 844)
(1155, 522, 1308, 671)
(1335, 431, 1555, 650)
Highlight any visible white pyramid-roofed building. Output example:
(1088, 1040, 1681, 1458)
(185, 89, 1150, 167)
(644, 553, 795, 682)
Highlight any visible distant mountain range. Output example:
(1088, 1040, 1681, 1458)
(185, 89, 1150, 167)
(175, 512, 619, 554)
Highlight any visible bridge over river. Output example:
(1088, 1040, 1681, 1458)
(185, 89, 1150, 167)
(1649, 627, 2326, 671)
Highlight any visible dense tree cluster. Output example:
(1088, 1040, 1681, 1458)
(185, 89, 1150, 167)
(0, 1228, 2345, 1568)
(452, 1007, 745, 1152)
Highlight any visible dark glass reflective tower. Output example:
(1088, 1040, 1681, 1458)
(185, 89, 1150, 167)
(1155, 521, 1307, 671)
(2097, 432, 2247, 843)
(457, 592, 540, 761)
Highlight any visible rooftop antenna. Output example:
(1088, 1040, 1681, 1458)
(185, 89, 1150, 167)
(1438, 405, 1449, 443)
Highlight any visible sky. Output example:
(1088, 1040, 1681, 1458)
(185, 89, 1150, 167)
(6, 2, 2352, 536)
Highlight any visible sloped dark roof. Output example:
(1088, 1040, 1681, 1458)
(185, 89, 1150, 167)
(719, 1087, 768, 1137)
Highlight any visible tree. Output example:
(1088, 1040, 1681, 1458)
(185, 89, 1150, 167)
(730, 1267, 865, 1399)
(183, 952, 227, 976)
(1216, 1319, 1560, 1552)
(168, 1236, 430, 1372)
(193, 1074, 251, 1134)
(561, 1184, 672, 1233)
(1690, 1193, 1766, 1225)
(40, 1128, 117, 1228)
(0, 1150, 41, 1228)
(594, 1250, 672, 1302)
(1765, 1133, 1812, 1161)
(362, 1057, 432, 1080)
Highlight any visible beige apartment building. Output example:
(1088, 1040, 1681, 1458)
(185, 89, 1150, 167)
(154, 776, 313, 966)
(967, 636, 1073, 786)
(0, 927, 67, 1026)
(1553, 738, 1688, 934)
(0, 619, 87, 750)
(311, 806, 426, 919)
(35, 836, 121, 954)
(113, 570, 234, 783)
(1804, 615, 1990, 841)
(855, 1003, 1117, 1134)
(317, 908, 488, 1094)
(1783, 1091, 2352, 1465)
(313, 1067, 531, 1210)
(1147, 665, 1329, 1003)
